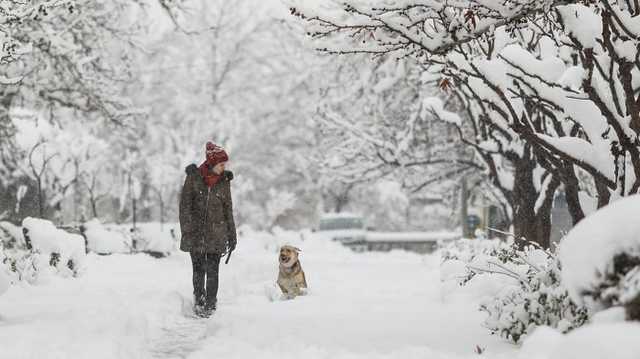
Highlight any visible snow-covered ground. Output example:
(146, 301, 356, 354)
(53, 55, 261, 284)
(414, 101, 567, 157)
(6, 227, 640, 359)
(0, 233, 515, 358)
(0, 229, 521, 359)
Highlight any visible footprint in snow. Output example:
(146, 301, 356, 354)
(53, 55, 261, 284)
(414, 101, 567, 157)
(148, 295, 210, 359)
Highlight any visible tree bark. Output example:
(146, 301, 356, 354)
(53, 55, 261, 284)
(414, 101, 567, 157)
(596, 179, 611, 209)
(334, 196, 347, 213)
(159, 194, 165, 231)
(37, 178, 44, 218)
(562, 165, 585, 225)
(511, 156, 557, 249)
(74, 160, 80, 222)
(129, 172, 137, 230)
(90, 196, 98, 218)
(461, 177, 470, 238)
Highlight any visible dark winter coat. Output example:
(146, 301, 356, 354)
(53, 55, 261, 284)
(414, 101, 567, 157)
(179, 164, 237, 254)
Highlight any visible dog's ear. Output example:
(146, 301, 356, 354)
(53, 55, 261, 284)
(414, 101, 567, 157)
(281, 245, 301, 253)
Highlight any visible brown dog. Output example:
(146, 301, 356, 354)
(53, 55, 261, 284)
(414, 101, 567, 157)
(277, 245, 308, 299)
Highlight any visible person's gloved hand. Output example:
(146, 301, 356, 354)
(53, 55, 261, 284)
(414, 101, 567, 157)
(228, 239, 236, 252)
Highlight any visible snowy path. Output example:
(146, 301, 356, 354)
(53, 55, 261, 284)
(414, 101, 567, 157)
(149, 311, 207, 358)
(0, 236, 518, 359)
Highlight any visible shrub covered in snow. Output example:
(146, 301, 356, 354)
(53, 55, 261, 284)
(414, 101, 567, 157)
(479, 254, 589, 343)
(441, 238, 511, 277)
(0, 218, 87, 289)
(84, 219, 131, 254)
(0, 245, 10, 297)
(21, 218, 85, 279)
(559, 195, 640, 319)
(442, 239, 588, 343)
(135, 223, 179, 254)
(0, 221, 23, 249)
(1, 241, 38, 284)
(102, 222, 179, 257)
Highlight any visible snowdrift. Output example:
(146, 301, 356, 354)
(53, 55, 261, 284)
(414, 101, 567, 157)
(559, 194, 640, 312)
(135, 223, 179, 254)
(519, 323, 640, 359)
(84, 219, 131, 254)
(21, 217, 86, 279)
(23, 218, 85, 259)
(102, 222, 179, 256)
(441, 238, 588, 343)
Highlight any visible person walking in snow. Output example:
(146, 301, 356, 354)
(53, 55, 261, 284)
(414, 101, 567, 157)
(179, 142, 237, 317)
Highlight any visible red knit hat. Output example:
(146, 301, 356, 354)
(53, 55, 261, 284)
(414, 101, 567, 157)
(205, 142, 229, 166)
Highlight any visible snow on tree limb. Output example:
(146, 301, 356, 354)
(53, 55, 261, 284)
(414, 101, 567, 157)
(293, 0, 640, 247)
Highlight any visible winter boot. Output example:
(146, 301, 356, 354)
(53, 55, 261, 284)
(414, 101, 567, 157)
(193, 294, 206, 317)
(203, 299, 217, 317)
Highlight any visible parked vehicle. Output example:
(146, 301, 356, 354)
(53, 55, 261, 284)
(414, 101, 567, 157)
(315, 213, 366, 243)
(350, 231, 460, 254)
(315, 213, 460, 254)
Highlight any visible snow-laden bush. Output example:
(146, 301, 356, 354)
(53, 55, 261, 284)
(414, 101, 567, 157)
(0, 218, 87, 288)
(21, 217, 86, 280)
(2, 221, 43, 284)
(441, 238, 512, 281)
(478, 254, 589, 343)
(442, 239, 588, 343)
(101, 222, 179, 257)
(0, 221, 23, 249)
(559, 195, 640, 320)
(84, 219, 131, 254)
(2, 250, 40, 284)
(136, 223, 179, 254)
(0, 246, 10, 297)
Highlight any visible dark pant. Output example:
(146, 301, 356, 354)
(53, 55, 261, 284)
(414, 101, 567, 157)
(190, 252, 221, 309)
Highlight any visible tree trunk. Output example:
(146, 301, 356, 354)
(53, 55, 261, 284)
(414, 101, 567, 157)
(596, 178, 612, 209)
(460, 177, 470, 238)
(511, 156, 556, 249)
(560, 165, 586, 226)
(405, 201, 411, 228)
(37, 178, 44, 218)
(87, 176, 100, 218)
(334, 190, 350, 213)
(512, 197, 553, 249)
(129, 172, 137, 230)
(74, 160, 80, 222)
(91, 196, 98, 218)
(159, 195, 164, 231)
(132, 197, 137, 230)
